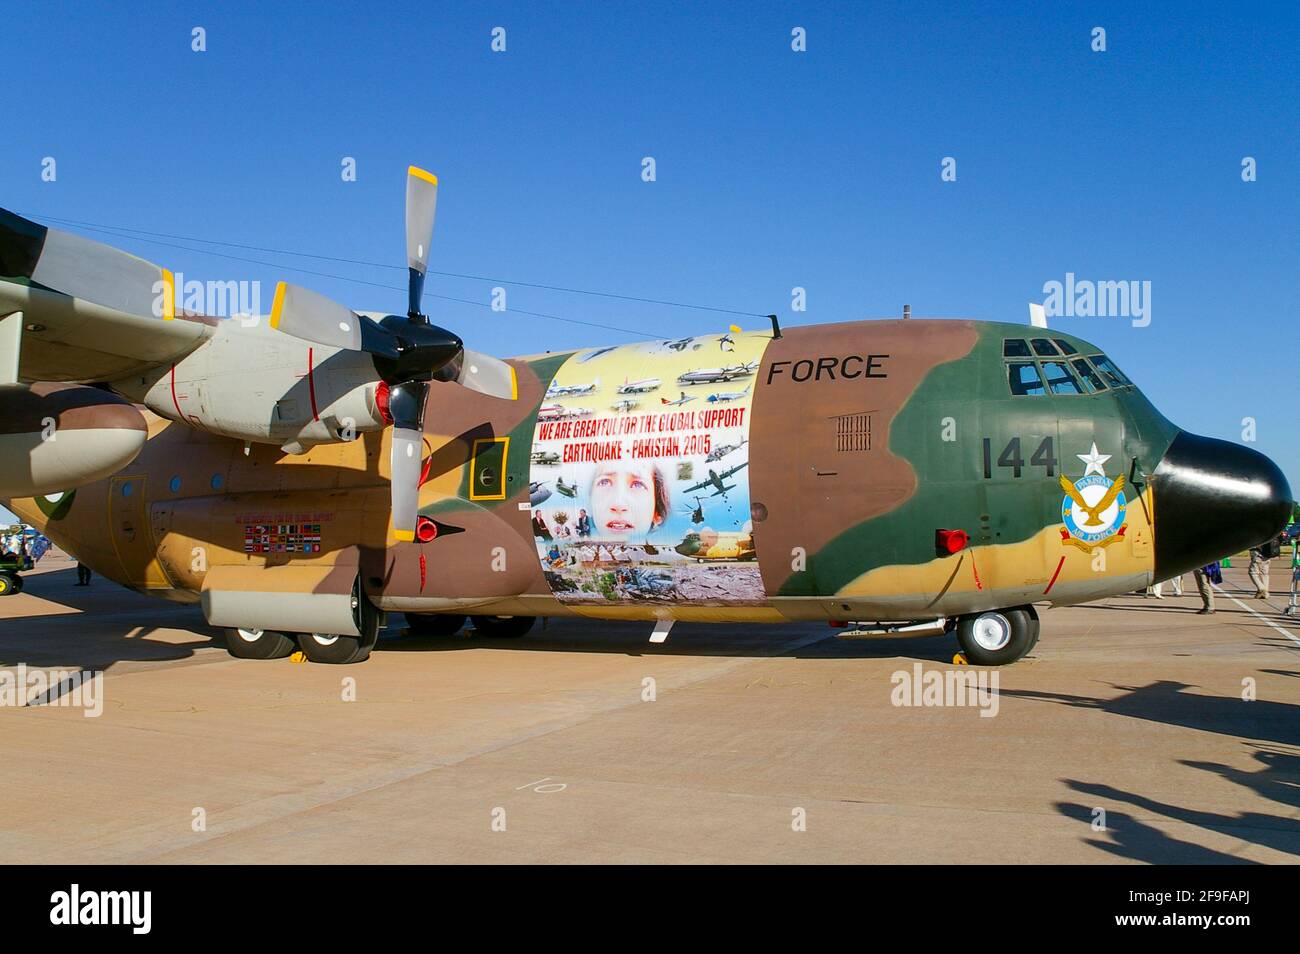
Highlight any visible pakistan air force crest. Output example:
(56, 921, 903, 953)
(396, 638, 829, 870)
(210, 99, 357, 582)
(1059, 443, 1127, 551)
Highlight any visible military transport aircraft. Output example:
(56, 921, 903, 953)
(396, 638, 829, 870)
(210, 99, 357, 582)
(684, 463, 750, 498)
(0, 167, 1292, 666)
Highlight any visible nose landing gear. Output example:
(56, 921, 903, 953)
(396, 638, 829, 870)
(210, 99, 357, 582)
(951, 605, 1039, 666)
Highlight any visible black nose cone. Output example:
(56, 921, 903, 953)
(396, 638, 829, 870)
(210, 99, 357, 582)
(1154, 431, 1293, 579)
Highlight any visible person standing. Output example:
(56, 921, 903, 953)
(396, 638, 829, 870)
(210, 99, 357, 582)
(1192, 563, 1217, 614)
(75, 561, 91, 586)
(1285, 536, 1300, 617)
(1248, 534, 1282, 599)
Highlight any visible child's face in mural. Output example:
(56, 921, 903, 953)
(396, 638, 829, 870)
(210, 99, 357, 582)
(591, 463, 657, 536)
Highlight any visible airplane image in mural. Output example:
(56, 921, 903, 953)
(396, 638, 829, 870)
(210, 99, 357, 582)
(616, 378, 660, 394)
(677, 361, 759, 385)
(684, 462, 750, 498)
(660, 391, 696, 406)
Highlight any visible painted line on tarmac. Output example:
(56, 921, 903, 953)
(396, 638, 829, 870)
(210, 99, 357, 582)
(1212, 584, 1300, 649)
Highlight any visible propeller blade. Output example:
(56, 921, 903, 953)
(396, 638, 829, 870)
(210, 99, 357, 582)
(390, 427, 423, 541)
(405, 166, 439, 316)
(270, 282, 363, 350)
(455, 349, 518, 400)
(387, 380, 429, 541)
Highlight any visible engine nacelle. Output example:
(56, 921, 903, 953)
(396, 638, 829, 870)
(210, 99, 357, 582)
(116, 320, 386, 451)
(0, 383, 147, 497)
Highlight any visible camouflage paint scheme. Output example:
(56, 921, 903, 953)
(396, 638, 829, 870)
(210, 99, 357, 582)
(6, 317, 1180, 625)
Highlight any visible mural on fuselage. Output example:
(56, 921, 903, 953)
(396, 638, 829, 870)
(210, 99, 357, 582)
(529, 332, 769, 604)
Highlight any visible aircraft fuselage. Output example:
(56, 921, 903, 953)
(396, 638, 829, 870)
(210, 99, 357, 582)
(6, 318, 1291, 632)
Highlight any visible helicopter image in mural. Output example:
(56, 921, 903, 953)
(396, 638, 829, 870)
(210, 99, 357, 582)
(706, 438, 748, 463)
(677, 496, 706, 525)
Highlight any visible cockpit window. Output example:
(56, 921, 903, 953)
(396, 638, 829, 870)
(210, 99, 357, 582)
(1071, 358, 1108, 393)
(1007, 362, 1045, 396)
(1089, 355, 1131, 388)
(1040, 361, 1082, 394)
(1003, 342, 1128, 397)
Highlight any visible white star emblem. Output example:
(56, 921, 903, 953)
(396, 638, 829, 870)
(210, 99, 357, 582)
(1077, 443, 1111, 476)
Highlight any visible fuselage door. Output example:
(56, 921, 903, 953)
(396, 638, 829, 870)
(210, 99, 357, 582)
(108, 476, 174, 588)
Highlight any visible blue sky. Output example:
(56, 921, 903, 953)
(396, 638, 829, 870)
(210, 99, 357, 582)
(2, 1, 1297, 525)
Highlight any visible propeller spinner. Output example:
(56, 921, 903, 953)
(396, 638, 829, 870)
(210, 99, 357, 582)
(270, 166, 518, 541)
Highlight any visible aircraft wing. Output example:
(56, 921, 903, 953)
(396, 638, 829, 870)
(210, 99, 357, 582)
(716, 461, 750, 480)
(682, 478, 711, 494)
(0, 208, 214, 383)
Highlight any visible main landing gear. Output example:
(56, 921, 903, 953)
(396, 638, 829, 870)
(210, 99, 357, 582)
(950, 605, 1039, 666)
(224, 623, 380, 664)
(223, 581, 382, 664)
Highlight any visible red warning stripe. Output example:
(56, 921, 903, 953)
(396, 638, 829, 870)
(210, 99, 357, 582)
(169, 364, 184, 420)
(307, 347, 320, 421)
(1043, 555, 1067, 595)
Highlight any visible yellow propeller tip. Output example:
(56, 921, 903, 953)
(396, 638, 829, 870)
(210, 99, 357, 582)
(269, 282, 287, 329)
(407, 166, 438, 185)
(393, 529, 416, 542)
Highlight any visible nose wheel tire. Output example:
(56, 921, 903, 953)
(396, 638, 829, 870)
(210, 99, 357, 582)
(955, 607, 1036, 666)
(225, 627, 297, 660)
(404, 613, 467, 637)
(471, 615, 536, 639)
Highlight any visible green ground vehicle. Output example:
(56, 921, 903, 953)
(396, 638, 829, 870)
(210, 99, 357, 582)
(0, 525, 38, 595)
(0, 551, 31, 595)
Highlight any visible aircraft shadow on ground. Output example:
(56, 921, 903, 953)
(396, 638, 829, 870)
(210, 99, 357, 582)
(0, 567, 220, 677)
(374, 624, 965, 662)
(7, 568, 967, 667)
(1004, 679, 1300, 861)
